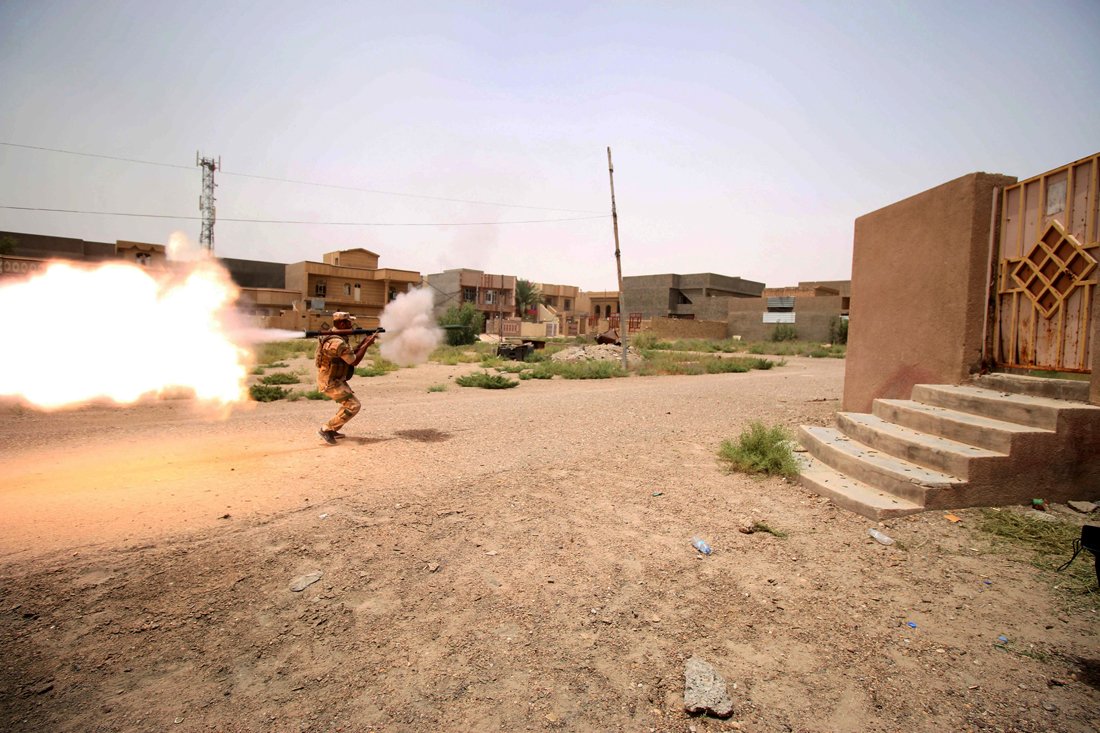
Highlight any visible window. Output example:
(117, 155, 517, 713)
(388, 288, 397, 301)
(343, 283, 352, 297)
(463, 287, 476, 302)
(564, 298, 572, 310)
(354, 284, 361, 302)
(604, 305, 611, 318)
(484, 290, 495, 305)
(314, 280, 327, 297)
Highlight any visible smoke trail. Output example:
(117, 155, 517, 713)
(378, 288, 443, 366)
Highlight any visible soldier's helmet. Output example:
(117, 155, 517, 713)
(332, 312, 357, 322)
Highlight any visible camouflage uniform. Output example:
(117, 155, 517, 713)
(316, 334, 362, 432)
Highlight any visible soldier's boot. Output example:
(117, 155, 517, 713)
(318, 428, 338, 446)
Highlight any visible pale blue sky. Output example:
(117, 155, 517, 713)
(2, 1, 1098, 290)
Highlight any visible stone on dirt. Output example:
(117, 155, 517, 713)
(683, 656, 734, 719)
(289, 571, 323, 592)
(1067, 500, 1097, 514)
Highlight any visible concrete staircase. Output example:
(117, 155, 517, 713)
(797, 374, 1100, 518)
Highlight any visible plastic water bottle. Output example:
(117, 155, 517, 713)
(868, 528, 895, 545)
(692, 538, 712, 555)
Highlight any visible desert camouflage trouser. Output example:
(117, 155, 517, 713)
(322, 382, 361, 432)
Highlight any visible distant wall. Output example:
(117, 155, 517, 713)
(844, 172, 1017, 412)
(221, 257, 287, 289)
(647, 317, 727, 340)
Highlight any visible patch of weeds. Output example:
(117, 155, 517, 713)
(432, 344, 490, 365)
(552, 360, 627, 379)
(294, 389, 326, 400)
(495, 363, 527, 374)
(748, 521, 788, 538)
(455, 371, 519, 389)
(249, 384, 290, 402)
(427, 384, 447, 393)
(479, 356, 505, 369)
(251, 366, 266, 375)
(355, 359, 400, 377)
(718, 422, 799, 478)
(523, 350, 550, 363)
(260, 372, 299, 385)
(256, 340, 315, 364)
(807, 347, 831, 358)
(977, 509, 1098, 609)
(266, 362, 289, 368)
(749, 358, 774, 370)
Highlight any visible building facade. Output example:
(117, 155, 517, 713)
(423, 268, 517, 329)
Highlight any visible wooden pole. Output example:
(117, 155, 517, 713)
(607, 147, 628, 370)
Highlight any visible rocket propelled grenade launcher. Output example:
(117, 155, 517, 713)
(303, 327, 385, 338)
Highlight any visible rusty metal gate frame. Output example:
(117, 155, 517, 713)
(990, 154, 1099, 374)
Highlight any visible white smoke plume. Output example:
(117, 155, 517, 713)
(378, 288, 443, 366)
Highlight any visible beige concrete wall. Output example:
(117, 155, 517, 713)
(648, 317, 727, 340)
(844, 172, 1017, 413)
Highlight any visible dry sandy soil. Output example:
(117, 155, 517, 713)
(1, 355, 1097, 733)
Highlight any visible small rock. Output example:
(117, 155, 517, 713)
(1067, 500, 1097, 514)
(427, 563, 440, 573)
(683, 656, 734, 719)
(1042, 701, 1057, 712)
(289, 571, 323, 592)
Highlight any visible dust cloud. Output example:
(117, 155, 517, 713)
(378, 288, 443, 366)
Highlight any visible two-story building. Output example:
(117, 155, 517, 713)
(423, 268, 516, 330)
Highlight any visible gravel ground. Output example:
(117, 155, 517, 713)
(1, 355, 1098, 732)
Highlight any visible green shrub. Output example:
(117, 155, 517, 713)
(249, 384, 290, 402)
(256, 340, 315, 364)
(355, 359, 400, 377)
(427, 384, 447, 393)
(479, 356, 505, 369)
(496, 363, 527, 374)
(295, 389, 326, 400)
(523, 349, 550, 363)
(545, 360, 627, 379)
(829, 317, 849, 345)
(251, 366, 266, 375)
(439, 303, 485, 346)
(260, 372, 299, 385)
(718, 422, 799, 478)
(455, 371, 519, 389)
(770, 324, 799, 342)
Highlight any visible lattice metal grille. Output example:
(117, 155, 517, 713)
(1009, 220, 1096, 318)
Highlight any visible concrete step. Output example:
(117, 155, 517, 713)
(909, 384, 1086, 430)
(971, 373, 1090, 403)
(798, 454, 924, 519)
(836, 412, 1005, 478)
(873, 399, 1051, 454)
(798, 425, 961, 505)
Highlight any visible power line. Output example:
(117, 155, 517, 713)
(0, 204, 609, 227)
(0, 141, 603, 214)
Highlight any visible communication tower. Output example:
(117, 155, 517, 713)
(196, 152, 221, 252)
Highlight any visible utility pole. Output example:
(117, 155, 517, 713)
(607, 147, 629, 370)
(197, 152, 221, 252)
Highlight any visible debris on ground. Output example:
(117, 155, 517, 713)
(683, 656, 735, 719)
(289, 571, 323, 592)
(551, 344, 643, 366)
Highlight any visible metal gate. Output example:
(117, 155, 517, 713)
(993, 153, 1099, 373)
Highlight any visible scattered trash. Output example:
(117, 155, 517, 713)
(692, 538, 713, 555)
(868, 528, 895, 545)
(427, 562, 440, 573)
(996, 634, 1009, 644)
(683, 656, 734, 719)
(652, 492, 663, 497)
(1031, 498, 1047, 511)
(174, 717, 184, 724)
(906, 621, 918, 629)
(319, 513, 329, 520)
(983, 579, 993, 585)
(219, 514, 231, 520)
(289, 571, 323, 592)
(944, 513, 962, 523)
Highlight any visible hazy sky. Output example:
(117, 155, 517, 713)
(2, 1, 1098, 291)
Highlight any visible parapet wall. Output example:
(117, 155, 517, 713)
(843, 172, 1017, 412)
(647, 317, 727, 340)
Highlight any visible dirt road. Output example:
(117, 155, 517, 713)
(1, 357, 1097, 732)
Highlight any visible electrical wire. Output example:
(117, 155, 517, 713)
(0, 141, 604, 214)
(0, 204, 609, 227)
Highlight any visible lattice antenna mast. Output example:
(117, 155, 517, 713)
(196, 152, 221, 252)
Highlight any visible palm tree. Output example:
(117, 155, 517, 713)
(515, 279, 543, 321)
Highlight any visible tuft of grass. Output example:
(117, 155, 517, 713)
(427, 384, 447, 393)
(718, 422, 799, 478)
(431, 344, 492, 365)
(978, 509, 1098, 608)
(294, 389, 327, 400)
(251, 366, 266, 375)
(495, 363, 527, 374)
(260, 372, 299, 385)
(551, 360, 626, 379)
(266, 362, 289, 368)
(479, 356, 505, 369)
(249, 384, 290, 402)
(749, 521, 788, 538)
(455, 371, 519, 389)
(355, 359, 400, 377)
(256, 340, 315, 364)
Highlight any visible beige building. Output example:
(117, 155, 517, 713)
(423, 268, 517, 330)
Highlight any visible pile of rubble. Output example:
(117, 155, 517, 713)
(550, 344, 644, 367)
